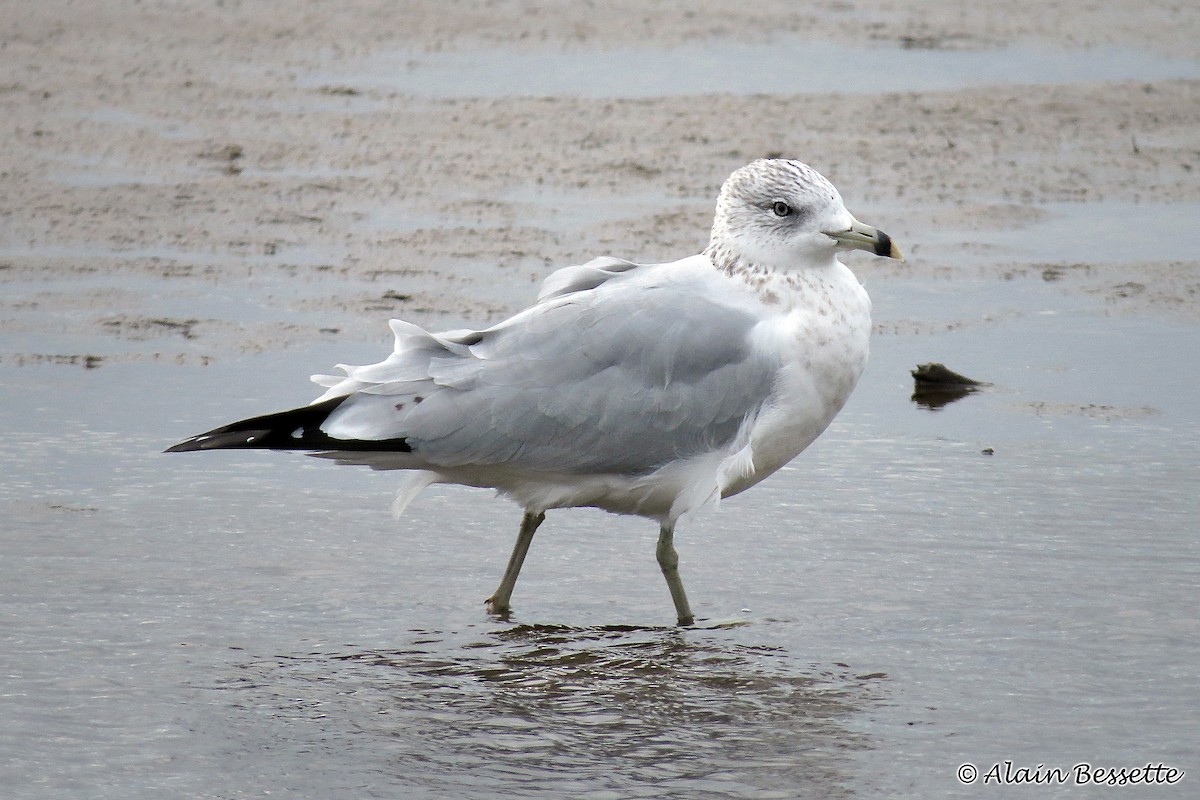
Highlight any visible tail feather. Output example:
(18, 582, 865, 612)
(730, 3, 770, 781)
(164, 395, 413, 454)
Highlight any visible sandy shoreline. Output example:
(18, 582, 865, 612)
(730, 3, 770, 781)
(2, 0, 1198, 365)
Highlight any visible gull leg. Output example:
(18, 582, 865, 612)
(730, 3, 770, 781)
(485, 511, 545, 617)
(656, 522, 695, 626)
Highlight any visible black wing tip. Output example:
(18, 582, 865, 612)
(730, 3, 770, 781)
(164, 394, 414, 454)
(164, 395, 348, 454)
(164, 429, 272, 453)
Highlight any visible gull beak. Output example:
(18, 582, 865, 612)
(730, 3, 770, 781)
(828, 219, 905, 261)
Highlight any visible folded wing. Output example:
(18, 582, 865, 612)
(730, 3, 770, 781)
(312, 257, 780, 475)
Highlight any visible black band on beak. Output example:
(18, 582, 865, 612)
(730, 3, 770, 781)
(874, 230, 895, 258)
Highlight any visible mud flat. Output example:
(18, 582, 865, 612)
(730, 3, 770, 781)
(2, 0, 1198, 365)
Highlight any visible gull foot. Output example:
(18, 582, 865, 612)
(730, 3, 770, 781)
(484, 596, 512, 619)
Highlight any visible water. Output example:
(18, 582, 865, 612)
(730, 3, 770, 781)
(3, 197, 1197, 797)
(306, 38, 1200, 97)
(189, 627, 877, 798)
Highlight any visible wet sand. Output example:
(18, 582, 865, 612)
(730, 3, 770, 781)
(2, 0, 1199, 366)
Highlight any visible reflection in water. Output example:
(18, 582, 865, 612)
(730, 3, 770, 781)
(204, 625, 884, 798)
(911, 383, 979, 410)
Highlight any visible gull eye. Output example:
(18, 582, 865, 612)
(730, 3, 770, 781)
(771, 201, 793, 217)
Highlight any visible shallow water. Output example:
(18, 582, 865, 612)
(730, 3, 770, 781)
(3, 208, 1197, 797)
(308, 38, 1200, 97)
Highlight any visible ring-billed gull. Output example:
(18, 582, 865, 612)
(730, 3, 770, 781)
(167, 158, 903, 625)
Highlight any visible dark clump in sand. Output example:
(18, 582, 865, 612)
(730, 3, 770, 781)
(910, 362, 988, 410)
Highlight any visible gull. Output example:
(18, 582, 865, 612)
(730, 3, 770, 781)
(167, 158, 903, 625)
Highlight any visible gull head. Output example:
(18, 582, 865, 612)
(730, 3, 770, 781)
(706, 158, 903, 273)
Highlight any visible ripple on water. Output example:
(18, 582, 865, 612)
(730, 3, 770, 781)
(195, 624, 886, 798)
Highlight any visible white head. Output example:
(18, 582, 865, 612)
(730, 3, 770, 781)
(706, 158, 902, 273)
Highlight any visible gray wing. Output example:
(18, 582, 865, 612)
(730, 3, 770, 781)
(315, 261, 778, 475)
